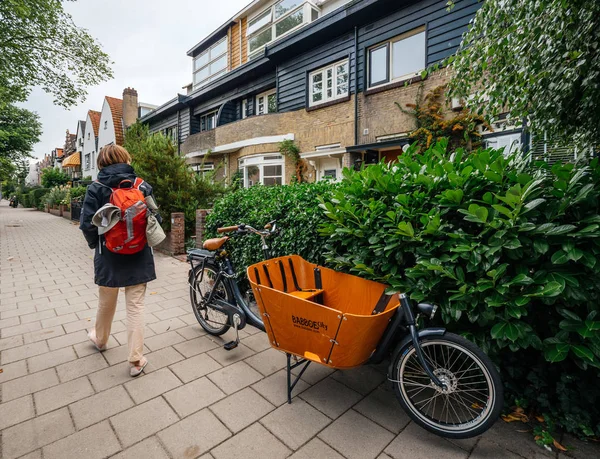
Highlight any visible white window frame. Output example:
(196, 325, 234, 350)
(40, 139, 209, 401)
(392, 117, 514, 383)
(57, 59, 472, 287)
(84, 153, 90, 171)
(164, 125, 178, 143)
(193, 37, 228, 89)
(199, 111, 218, 132)
(247, 1, 320, 60)
(367, 27, 426, 89)
(484, 131, 522, 157)
(191, 162, 215, 177)
(256, 89, 277, 115)
(238, 154, 285, 187)
(308, 59, 349, 107)
(242, 98, 249, 119)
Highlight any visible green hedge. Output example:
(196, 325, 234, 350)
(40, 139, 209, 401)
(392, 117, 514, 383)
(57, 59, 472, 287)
(319, 140, 600, 438)
(205, 181, 336, 278)
(30, 188, 49, 208)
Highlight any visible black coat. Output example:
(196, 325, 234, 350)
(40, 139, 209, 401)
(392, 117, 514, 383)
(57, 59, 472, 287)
(79, 163, 157, 288)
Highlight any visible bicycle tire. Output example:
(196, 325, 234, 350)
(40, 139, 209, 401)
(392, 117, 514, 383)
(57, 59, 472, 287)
(390, 332, 503, 439)
(189, 262, 232, 336)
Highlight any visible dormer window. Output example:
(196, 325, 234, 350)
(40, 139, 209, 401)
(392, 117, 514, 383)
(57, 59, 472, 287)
(104, 121, 108, 130)
(88, 133, 90, 140)
(193, 37, 228, 89)
(247, 1, 320, 60)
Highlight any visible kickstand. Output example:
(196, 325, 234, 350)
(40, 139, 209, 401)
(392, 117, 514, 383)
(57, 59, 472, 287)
(286, 353, 311, 404)
(223, 314, 241, 351)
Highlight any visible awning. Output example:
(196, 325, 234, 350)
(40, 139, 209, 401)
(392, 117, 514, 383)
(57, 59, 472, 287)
(62, 152, 81, 168)
(300, 147, 346, 160)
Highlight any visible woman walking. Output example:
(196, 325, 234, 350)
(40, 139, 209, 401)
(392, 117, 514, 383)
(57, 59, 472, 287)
(80, 145, 156, 376)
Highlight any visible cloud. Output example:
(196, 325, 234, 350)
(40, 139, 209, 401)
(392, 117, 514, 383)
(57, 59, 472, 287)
(19, 0, 249, 159)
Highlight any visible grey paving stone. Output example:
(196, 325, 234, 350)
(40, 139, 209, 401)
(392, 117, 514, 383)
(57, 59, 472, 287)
(158, 408, 231, 458)
(56, 352, 108, 382)
(16, 450, 42, 459)
(1, 368, 59, 402)
(207, 342, 256, 367)
(34, 376, 95, 414)
(111, 436, 170, 459)
(179, 313, 201, 325)
(252, 369, 310, 406)
(212, 422, 290, 459)
(292, 362, 335, 385)
(0, 316, 20, 329)
(173, 335, 220, 358)
(319, 410, 395, 459)
(47, 330, 88, 350)
(148, 316, 187, 334)
(0, 321, 41, 338)
(110, 397, 179, 448)
(73, 336, 118, 358)
(558, 434, 600, 458)
(0, 394, 35, 430)
(164, 376, 226, 418)
(19, 309, 56, 324)
(63, 318, 95, 334)
(0, 334, 23, 351)
(384, 422, 468, 459)
(207, 360, 263, 395)
(483, 420, 555, 458)
(144, 330, 186, 351)
(244, 347, 287, 376)
(241, 331, 272, 352)
(154, 306, 189, 320)
(143, 346, 185, 373)
(88, 361, 131, 392)
(124, 367, 182, 404)
(262, 398, 331, 450)
(23, 324, 65, 344)
(69, 385, 135, 430)
(332, 365, 387, 395)
(42, 420, 121, 459)
(41, 313, 79, 328)
(289, 437, 345, 459)
(102, 343, 151, 366)
(0, 359, 27, 383)
(354, 385, 411, 434)
(300, 376, 363, 419)
(1, 340, 49, 364)
(1, 407, 74, 459)
(169, 352, 222, 383)
(470, 438, 522, 458)
(211, 387, 275, 433)
(27, 346, 77, 373)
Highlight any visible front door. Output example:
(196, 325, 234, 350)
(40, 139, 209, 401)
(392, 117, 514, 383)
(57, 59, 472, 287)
(317, 158, 341, 181)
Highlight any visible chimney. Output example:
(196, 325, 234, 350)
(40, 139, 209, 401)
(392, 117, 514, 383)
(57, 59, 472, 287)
(122, 87, 139, 128)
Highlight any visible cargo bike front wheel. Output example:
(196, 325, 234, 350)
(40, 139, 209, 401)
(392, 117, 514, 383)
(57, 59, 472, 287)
(391, 333, 503, 439)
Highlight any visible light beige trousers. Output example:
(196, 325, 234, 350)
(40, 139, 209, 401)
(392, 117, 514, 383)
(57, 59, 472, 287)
(95, 283, 147, 363)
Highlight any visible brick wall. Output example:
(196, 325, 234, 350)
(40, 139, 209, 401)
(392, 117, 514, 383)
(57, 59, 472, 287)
(195, 209, 211, 248)
(181, 130, 216, 156)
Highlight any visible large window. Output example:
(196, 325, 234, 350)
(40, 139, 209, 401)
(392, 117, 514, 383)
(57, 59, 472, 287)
(164, 125, 178, 143)
(368, 28, 426, 89)
(247, 1, 320, 59)
(239, 154, 284, 187)
(84, 153, 90, 171)
(256, 90, 277, 115)
(309, 59, 349, 107)
(200, 111, 218, 132)
(193, 37, 228, 89)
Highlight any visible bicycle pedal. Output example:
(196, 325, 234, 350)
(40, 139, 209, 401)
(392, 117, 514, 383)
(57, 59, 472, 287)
(223, 341, 239, 351)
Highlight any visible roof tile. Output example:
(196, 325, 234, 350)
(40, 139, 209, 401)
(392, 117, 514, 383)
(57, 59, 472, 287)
(105, 96, 124, 146)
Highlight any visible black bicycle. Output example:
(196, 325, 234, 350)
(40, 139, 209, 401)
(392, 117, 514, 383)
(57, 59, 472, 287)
(186, 221, 274, 349)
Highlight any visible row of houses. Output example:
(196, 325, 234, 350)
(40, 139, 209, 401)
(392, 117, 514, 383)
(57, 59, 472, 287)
(29, 89, 156, 185)
(137, 0, 529, 187)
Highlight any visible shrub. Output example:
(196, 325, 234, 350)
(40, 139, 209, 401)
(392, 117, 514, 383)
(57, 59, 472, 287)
(205, 181, 337, 279)
(40, 168, 69, 188)
(30, 188, 49, 208)
(20, 192, 31, 207)
(43, 185, 69, 207)
(70, 186, 87, 201)
(319, 139, 600, 438)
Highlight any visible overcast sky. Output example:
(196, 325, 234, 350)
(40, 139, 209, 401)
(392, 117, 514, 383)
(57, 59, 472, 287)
(20, 0, 249, 159)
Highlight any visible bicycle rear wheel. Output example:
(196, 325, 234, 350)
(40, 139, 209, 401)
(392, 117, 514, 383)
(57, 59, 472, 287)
(189, 263, 232, 336)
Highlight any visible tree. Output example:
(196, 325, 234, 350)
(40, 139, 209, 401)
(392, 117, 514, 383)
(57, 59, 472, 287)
(447, 0, 600, 149)
(40, 167, 69, 188)
(0, 0, 113, 108)
(0, 104, 41, 181)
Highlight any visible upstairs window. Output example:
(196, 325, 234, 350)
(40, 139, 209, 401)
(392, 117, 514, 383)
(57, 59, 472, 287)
(368, 27, 426, 89)
(164, 125, 178, 143)
(309, 59, 349, 107)
(256, 90, 277, 115)
(247, 1, 319, 60)
(193, 37, 228, 89)
(200, 111, 218, 132)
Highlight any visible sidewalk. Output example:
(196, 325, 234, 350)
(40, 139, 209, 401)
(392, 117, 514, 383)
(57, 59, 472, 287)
(0, 200, 596, 458)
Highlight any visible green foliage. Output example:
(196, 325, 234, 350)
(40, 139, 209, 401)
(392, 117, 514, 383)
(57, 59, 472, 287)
(69, 185, 86, 200)
(447, 0, 600, 149)
(279, 139, 306, 183)
(205, 182, 336, 279)
(40, 167, 69, 188)
(124, 122, 227, 236)
(43, 185, 68, 206)
(319, 140, 600, 437)
(0, 0, 113, 109)
(30, 187, 49, 207)
(0, 104, 41, 181)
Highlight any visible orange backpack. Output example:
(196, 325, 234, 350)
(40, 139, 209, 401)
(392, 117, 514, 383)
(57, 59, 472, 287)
(102, 178, 148, 254)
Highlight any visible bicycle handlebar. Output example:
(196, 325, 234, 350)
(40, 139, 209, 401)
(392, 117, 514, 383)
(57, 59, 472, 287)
(218, 221, 277, 237)
(217, 225, 239, 233)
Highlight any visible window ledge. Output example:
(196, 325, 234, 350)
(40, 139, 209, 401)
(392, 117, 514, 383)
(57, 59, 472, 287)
(306, 95, 351, 112)
(365, 75, 424, 96)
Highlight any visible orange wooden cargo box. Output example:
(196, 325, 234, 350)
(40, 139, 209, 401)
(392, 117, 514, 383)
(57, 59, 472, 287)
(247, 255, 400, 369)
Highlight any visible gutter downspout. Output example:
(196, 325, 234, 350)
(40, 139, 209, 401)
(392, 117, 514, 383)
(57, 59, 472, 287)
(354, 25, 359, 146)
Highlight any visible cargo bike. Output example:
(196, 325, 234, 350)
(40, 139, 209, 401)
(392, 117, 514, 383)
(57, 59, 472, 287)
(187, 222, 503, 439)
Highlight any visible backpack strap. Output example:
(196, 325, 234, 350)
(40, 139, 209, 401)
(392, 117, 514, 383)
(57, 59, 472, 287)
(95, 180, 114, 192)
(133, 177, 144, 190)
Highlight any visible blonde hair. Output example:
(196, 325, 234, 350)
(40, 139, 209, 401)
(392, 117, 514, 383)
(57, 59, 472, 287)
(97, 145, 132, 169)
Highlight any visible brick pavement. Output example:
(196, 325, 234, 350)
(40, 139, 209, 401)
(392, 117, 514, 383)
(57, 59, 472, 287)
(1, 200, 597, 459)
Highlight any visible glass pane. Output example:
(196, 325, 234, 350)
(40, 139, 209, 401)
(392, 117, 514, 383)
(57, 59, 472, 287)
(392, 31, 426, 79)
(369, 45, 388, 86)
(194, 51, 209, 71)
(194, 66, 210, 84)
(337, 62, 348, 76)
(263, 177, 282, 186)
(248, 9, 272, 36)
(311, 8, 319, 22)
(211, 38, 227, 58)
(312, 73, 322, 83)
(323, 169, 337, 179)
(249, 27, 273, 53)
(210, 54, 227, 73)
(246, 165, 260, 187)
(327, 89, 333, 98)
(257, 96, 265, 114)
(275, 0, 301, 19)
(275, 10, 303, 37)
(267, 93, 277, 113)
(312, 91, 323, 103)
(263, 165, 282, 176)
(337, 82, 348, 96)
